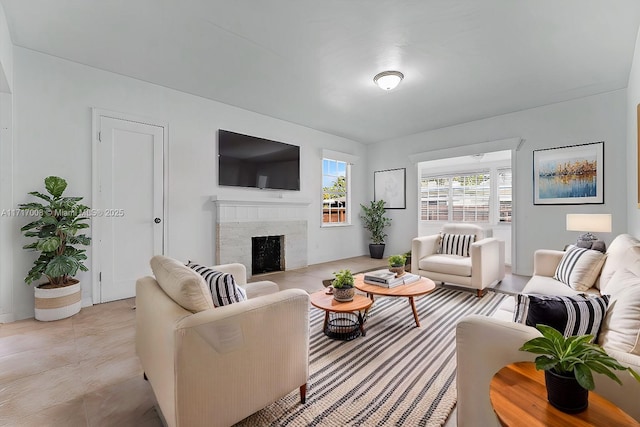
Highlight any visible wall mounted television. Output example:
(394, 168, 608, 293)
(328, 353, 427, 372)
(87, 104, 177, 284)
(218, 129, 300, 191)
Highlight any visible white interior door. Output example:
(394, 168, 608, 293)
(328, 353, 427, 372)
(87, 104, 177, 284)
(96, 115, 164, 302)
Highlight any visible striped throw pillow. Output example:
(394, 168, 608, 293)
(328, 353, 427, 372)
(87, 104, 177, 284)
(187, 262, 247, 307)
(554, 245, 606, 291)
(513, 293, 610, 338)
(439, 233, 475, 257)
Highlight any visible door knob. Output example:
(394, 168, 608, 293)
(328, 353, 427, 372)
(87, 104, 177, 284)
(154, 218, 161, 224)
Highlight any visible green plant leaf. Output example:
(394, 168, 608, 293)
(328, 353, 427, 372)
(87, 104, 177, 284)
(45, 176, 67, 198)
(574, 364, 595, 390)
(45, 255, 79, 279)
(37, 237, 61, 252)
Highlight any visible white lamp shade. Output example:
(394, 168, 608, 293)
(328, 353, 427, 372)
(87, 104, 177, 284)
(373, 71, 404, 90)
(566, 214, 612, 233)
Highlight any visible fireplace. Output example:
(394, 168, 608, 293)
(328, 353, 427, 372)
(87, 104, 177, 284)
(211, 196, 310, 277)
(252, 235, 284, 274)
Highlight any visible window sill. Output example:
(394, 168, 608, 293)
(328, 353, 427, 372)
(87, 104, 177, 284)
(321, 223, 352, 228)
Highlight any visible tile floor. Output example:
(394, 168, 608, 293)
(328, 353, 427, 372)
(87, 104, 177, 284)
(0, 256, 527, 427)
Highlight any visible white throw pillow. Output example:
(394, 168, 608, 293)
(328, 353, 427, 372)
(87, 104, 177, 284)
(187, 261, 247, 307)
(439, 233, 475, 257)
(554, 245, 606, 291)
(598, 267, 640, 355)
(150, 255, 214, 313)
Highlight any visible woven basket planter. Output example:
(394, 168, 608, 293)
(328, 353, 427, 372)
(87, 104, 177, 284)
(34, 280, 82, 321)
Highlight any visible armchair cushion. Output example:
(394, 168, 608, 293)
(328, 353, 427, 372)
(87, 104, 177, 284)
(420, 254, 472, 276)
(599, 267, 640, 355)
(150, 255, 214, 313)
(439, 233, 475, 257)
(513, 293, 610, 338)
(554, 245, 606, 291)
(187, 262, 247, 307)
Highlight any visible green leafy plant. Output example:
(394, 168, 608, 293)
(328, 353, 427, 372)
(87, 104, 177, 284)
(519, 324, 640, 390)
(332, 269, 354, 288)
(388, 254, 406, 267)
(360, 200, 391, 244)
(19, 176, 91, 288)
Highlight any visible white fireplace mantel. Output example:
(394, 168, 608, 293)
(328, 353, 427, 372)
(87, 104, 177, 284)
(210, 195, 311, 207)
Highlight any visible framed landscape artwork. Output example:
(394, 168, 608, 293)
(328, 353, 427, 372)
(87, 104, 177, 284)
(374, 168, 406, 209)
(533, 141, 604, 205)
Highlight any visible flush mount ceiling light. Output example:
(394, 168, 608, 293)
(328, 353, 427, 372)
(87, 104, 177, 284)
(373, 70, 404, 90)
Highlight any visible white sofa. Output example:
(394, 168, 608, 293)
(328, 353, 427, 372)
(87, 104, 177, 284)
(136, 256, 310, 427)
(456, 234, 640, 426)
(411, 223, 505, 297)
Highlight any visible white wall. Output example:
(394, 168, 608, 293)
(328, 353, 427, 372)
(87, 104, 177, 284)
(627, 27, 640, 237)
(0, 3, 12, 322)
(0, 2, 12, 93)
(369, 90, 627, 275)
(6, 47, 368, 320)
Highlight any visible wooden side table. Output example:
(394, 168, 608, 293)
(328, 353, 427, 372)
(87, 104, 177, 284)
(489, 362, 639, 426)
(309, 290, 373, 340)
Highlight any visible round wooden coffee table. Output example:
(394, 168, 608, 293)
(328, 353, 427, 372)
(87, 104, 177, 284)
(309, 290, 373, 340)
(490, 362, 639, 426)
(354, 273, 436, 327)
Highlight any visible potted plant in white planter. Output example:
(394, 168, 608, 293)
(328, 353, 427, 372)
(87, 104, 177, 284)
(520, 324, 640, 413)
(360, 200, 391, 259)
(332, 269, 355, 302)
(19, 176, 91, 321)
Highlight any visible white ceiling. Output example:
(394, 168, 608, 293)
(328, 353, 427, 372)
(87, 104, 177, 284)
(2, 1, 640, 144)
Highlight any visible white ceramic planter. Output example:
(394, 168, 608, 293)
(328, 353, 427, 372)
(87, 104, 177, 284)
(34, 281, 82, 321)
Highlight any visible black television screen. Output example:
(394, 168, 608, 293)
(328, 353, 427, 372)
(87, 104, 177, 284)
(218, 130, 300, 191)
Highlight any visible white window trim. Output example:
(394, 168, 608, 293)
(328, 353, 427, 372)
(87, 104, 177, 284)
(321, 150, 358, 228)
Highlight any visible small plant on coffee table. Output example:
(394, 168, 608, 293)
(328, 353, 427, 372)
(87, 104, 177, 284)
(332, 269, 355, 302)
(388, 254, 406, 276)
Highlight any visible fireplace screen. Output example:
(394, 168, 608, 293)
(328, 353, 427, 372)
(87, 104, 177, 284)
(251, 235, 284, 275)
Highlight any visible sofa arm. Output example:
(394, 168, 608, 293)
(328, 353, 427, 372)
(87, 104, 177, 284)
(533, 249, 565, 277)
(213, 262, 247, 285)
(173, 289, 310, 426)
(411, 234, 440, 272)
(456, 315, 539, 427)
(470, 238, 505, 289)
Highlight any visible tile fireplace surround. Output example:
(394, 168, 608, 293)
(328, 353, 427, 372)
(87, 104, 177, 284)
(211, 196, 310, 277)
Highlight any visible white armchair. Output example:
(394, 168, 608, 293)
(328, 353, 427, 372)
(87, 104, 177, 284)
(136, 256, 310, 427)
(411, 223, 505, 297)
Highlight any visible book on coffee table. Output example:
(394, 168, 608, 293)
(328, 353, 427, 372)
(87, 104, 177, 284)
(363, 270, 421, 288)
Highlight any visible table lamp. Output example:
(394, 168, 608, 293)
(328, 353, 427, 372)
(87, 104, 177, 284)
(566, 213, 612, 251)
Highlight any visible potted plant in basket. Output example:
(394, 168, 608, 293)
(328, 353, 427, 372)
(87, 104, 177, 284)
(520, 324, 640, 414)
(388, 254, 406, 276)
(19, 176, 91, 321)
(332, 269, 355, 302)
(360, 200, 391, 259)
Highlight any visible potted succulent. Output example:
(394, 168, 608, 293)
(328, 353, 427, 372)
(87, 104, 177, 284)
(520, 324, 640, 413)
(360, 200, 391, 259)
(332, 269, 355, 302)
(19, 176, 91, 321)
(388, 254, 406, 276)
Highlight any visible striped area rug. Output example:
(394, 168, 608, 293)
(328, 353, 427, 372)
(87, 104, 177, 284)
(235, 286, 507, 427)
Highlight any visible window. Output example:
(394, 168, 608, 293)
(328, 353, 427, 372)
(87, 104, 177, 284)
(322, 158, 350, 225)
(421, 169, 511, 223)
(497, 168, 512, 223)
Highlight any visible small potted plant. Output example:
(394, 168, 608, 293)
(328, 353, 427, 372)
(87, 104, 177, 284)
(403, 250, 412, 272)
(360, 200, 391, 259)
(388, 254, 406, 276)
(520, 324, 640, 413)
(332, 269, 355, 302)
(19, 176, 91, 321)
